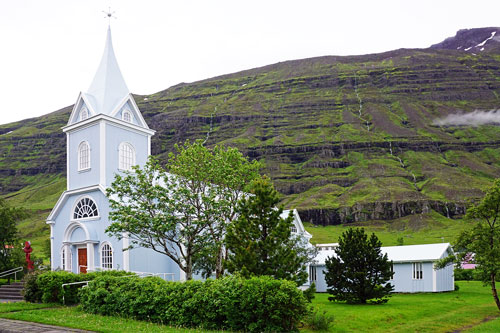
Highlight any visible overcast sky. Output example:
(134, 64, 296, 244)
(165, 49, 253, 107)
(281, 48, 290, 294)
(1, 0, 499, 125)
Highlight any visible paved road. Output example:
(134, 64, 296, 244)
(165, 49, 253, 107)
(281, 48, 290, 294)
(0, 319, 93, 332)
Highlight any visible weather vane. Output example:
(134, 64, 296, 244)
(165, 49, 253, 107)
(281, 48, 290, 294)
(103, 7, 117, 25)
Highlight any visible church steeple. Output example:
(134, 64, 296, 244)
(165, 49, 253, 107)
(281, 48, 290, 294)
(85, 27, 129, 115)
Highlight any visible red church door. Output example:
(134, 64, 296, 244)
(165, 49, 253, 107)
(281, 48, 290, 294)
(78, 248, 87, 274)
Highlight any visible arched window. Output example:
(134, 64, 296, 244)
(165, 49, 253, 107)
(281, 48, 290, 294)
(80, 108, 88, 121)
(61, 246, 72, 271)
(73, 197, 99, 219)
(119, 142, 135, 171)
(100, 243, 113, 269)
(78, 141, 90, 171)
(122, 110, 132, 123)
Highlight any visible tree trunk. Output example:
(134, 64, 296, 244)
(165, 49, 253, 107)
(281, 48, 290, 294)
(215, 246, 223, 279)
(491, 273, 500, 311)
(186, 256, 193, 280)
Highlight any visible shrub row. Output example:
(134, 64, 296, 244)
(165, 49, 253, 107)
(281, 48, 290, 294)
(79, 275, 308, 332)
(24, 270, 133, 304)
(454, 268, 480, 281)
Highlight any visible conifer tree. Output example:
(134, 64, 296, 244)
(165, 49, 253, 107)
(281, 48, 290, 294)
(225, 177, 315, 286)
(325, 228, 394, 304)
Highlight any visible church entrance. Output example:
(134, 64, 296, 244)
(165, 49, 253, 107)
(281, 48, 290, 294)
(78, 248, 87, 274)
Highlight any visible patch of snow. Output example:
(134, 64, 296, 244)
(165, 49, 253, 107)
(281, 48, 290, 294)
(464, 47, 472, 51)
(241, 83, 247, 87)
(475, 31, 496, 47)
(457, 46, 462, 49)
(480, 47, 485, 51)
(2, 131, 13, 135)
(472, 53, 477, 56)
(143, 97, 148, 101)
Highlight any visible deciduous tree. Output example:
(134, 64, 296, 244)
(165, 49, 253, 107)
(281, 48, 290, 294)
(0, 199, 25, 282)
(325, 228, 394, 304)
(445, 179, 500, 310)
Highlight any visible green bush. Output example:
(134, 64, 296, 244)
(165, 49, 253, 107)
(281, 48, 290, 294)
(454, 268, 479, 281)
(79, 275, 308, 332)
(303, 282, 316, 302)
(22, 270, 43, 302)
(25, 270, 133, 304)
(304, 308, 335, 331)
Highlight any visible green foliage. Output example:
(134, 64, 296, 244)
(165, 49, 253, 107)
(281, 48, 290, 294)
(107, 141, 260, 280)
(166, 140, 261, 278)
(454, 268, 479, 281)
(303, 282, 316, 302)
(22, 270, 43, 303)
(79, 275, 308, 332)
(304, 308, 335, 331)
(25, 270, 133, 304)
(454, 178, 500, 310)
(0, 199, 27, 280)
(325, 228, 394, 304)
(225, 177, 316, 285)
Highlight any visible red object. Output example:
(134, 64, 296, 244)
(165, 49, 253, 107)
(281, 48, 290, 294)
(23, 241, 34, 271)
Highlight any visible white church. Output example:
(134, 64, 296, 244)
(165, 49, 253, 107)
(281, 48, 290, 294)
(46, 27, 312, 280)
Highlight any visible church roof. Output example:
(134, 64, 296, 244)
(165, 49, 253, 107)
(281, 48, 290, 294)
(84, 26, 129, 115)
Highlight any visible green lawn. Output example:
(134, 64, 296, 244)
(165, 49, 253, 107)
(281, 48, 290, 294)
(0, 304, 204, 332)
(307, 281, 500, 332)
(0, 282, 498, 332)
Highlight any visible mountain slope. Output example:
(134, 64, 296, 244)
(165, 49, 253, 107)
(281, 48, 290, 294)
(2, 29, 500, 235)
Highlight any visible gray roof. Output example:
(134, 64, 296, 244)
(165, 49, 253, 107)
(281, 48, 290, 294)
(313, 243, 453, 265)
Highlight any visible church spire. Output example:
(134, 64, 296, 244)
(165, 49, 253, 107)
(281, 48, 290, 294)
(85, 26, 129, 115)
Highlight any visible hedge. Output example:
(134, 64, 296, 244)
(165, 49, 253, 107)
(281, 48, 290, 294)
(24, 270, 133, 304)
(79, 275, 308, 332)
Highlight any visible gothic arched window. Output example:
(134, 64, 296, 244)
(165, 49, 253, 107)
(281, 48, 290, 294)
(119, 142, 135, 171)
(73, 197, 99, 219)
(100, 243, 113, 269)
(80, 108, 89, 121)
(122, 110, 132, 123)
(78, 141, 90, 171)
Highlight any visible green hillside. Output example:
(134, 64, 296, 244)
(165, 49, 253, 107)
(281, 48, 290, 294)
(2, 28, 500, 253)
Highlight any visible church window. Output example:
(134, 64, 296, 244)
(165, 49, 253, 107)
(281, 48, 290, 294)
(80, 108, 89, 121)
(119, 142, 135, 171)
(61, 247, 72, 271)
(73, 197, 99, 219)
(78, 141, 90, 171)
(413, 262, 423, 280)
(100, 243, 113, 269)
(122, 110, 132, 123)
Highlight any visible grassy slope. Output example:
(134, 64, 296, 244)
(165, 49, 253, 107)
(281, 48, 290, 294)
(305, 211, 470, 245)
(1, 48, 500, 256)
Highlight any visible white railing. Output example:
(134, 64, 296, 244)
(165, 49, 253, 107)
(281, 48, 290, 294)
(0, 267, 23, 282)
(78, 265, 87, 274)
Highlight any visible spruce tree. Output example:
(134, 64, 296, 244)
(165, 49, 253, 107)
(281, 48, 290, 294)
(225, 177, 314, 285)
(325, 228, 394, 304)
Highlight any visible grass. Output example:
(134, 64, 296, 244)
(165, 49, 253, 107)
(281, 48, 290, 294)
(305, 210, 469, 246)
(0, 305, 206, 332)
(306, 281, 500, 332)
(0, 282, 498, 332)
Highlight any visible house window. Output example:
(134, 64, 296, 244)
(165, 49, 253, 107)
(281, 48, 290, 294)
(101, 243, 113, 269)
(309, 266, 317, 282)
(80, 108, 88, 121)
(78, 141, 90, 171)
(291, 225, 297, 233)
(413, 262, 423, 280)
(73, 197, 99, 219)
(122, 110, 132, 123)
(61, 247, 72, 271)
(119, 142, 135, 171)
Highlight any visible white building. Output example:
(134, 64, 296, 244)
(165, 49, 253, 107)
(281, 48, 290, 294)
(47, 27, 312, 280)
(310, 243, 454, 293)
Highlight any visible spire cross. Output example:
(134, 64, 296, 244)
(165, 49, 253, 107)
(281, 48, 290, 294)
(102, 7, 117, 25)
